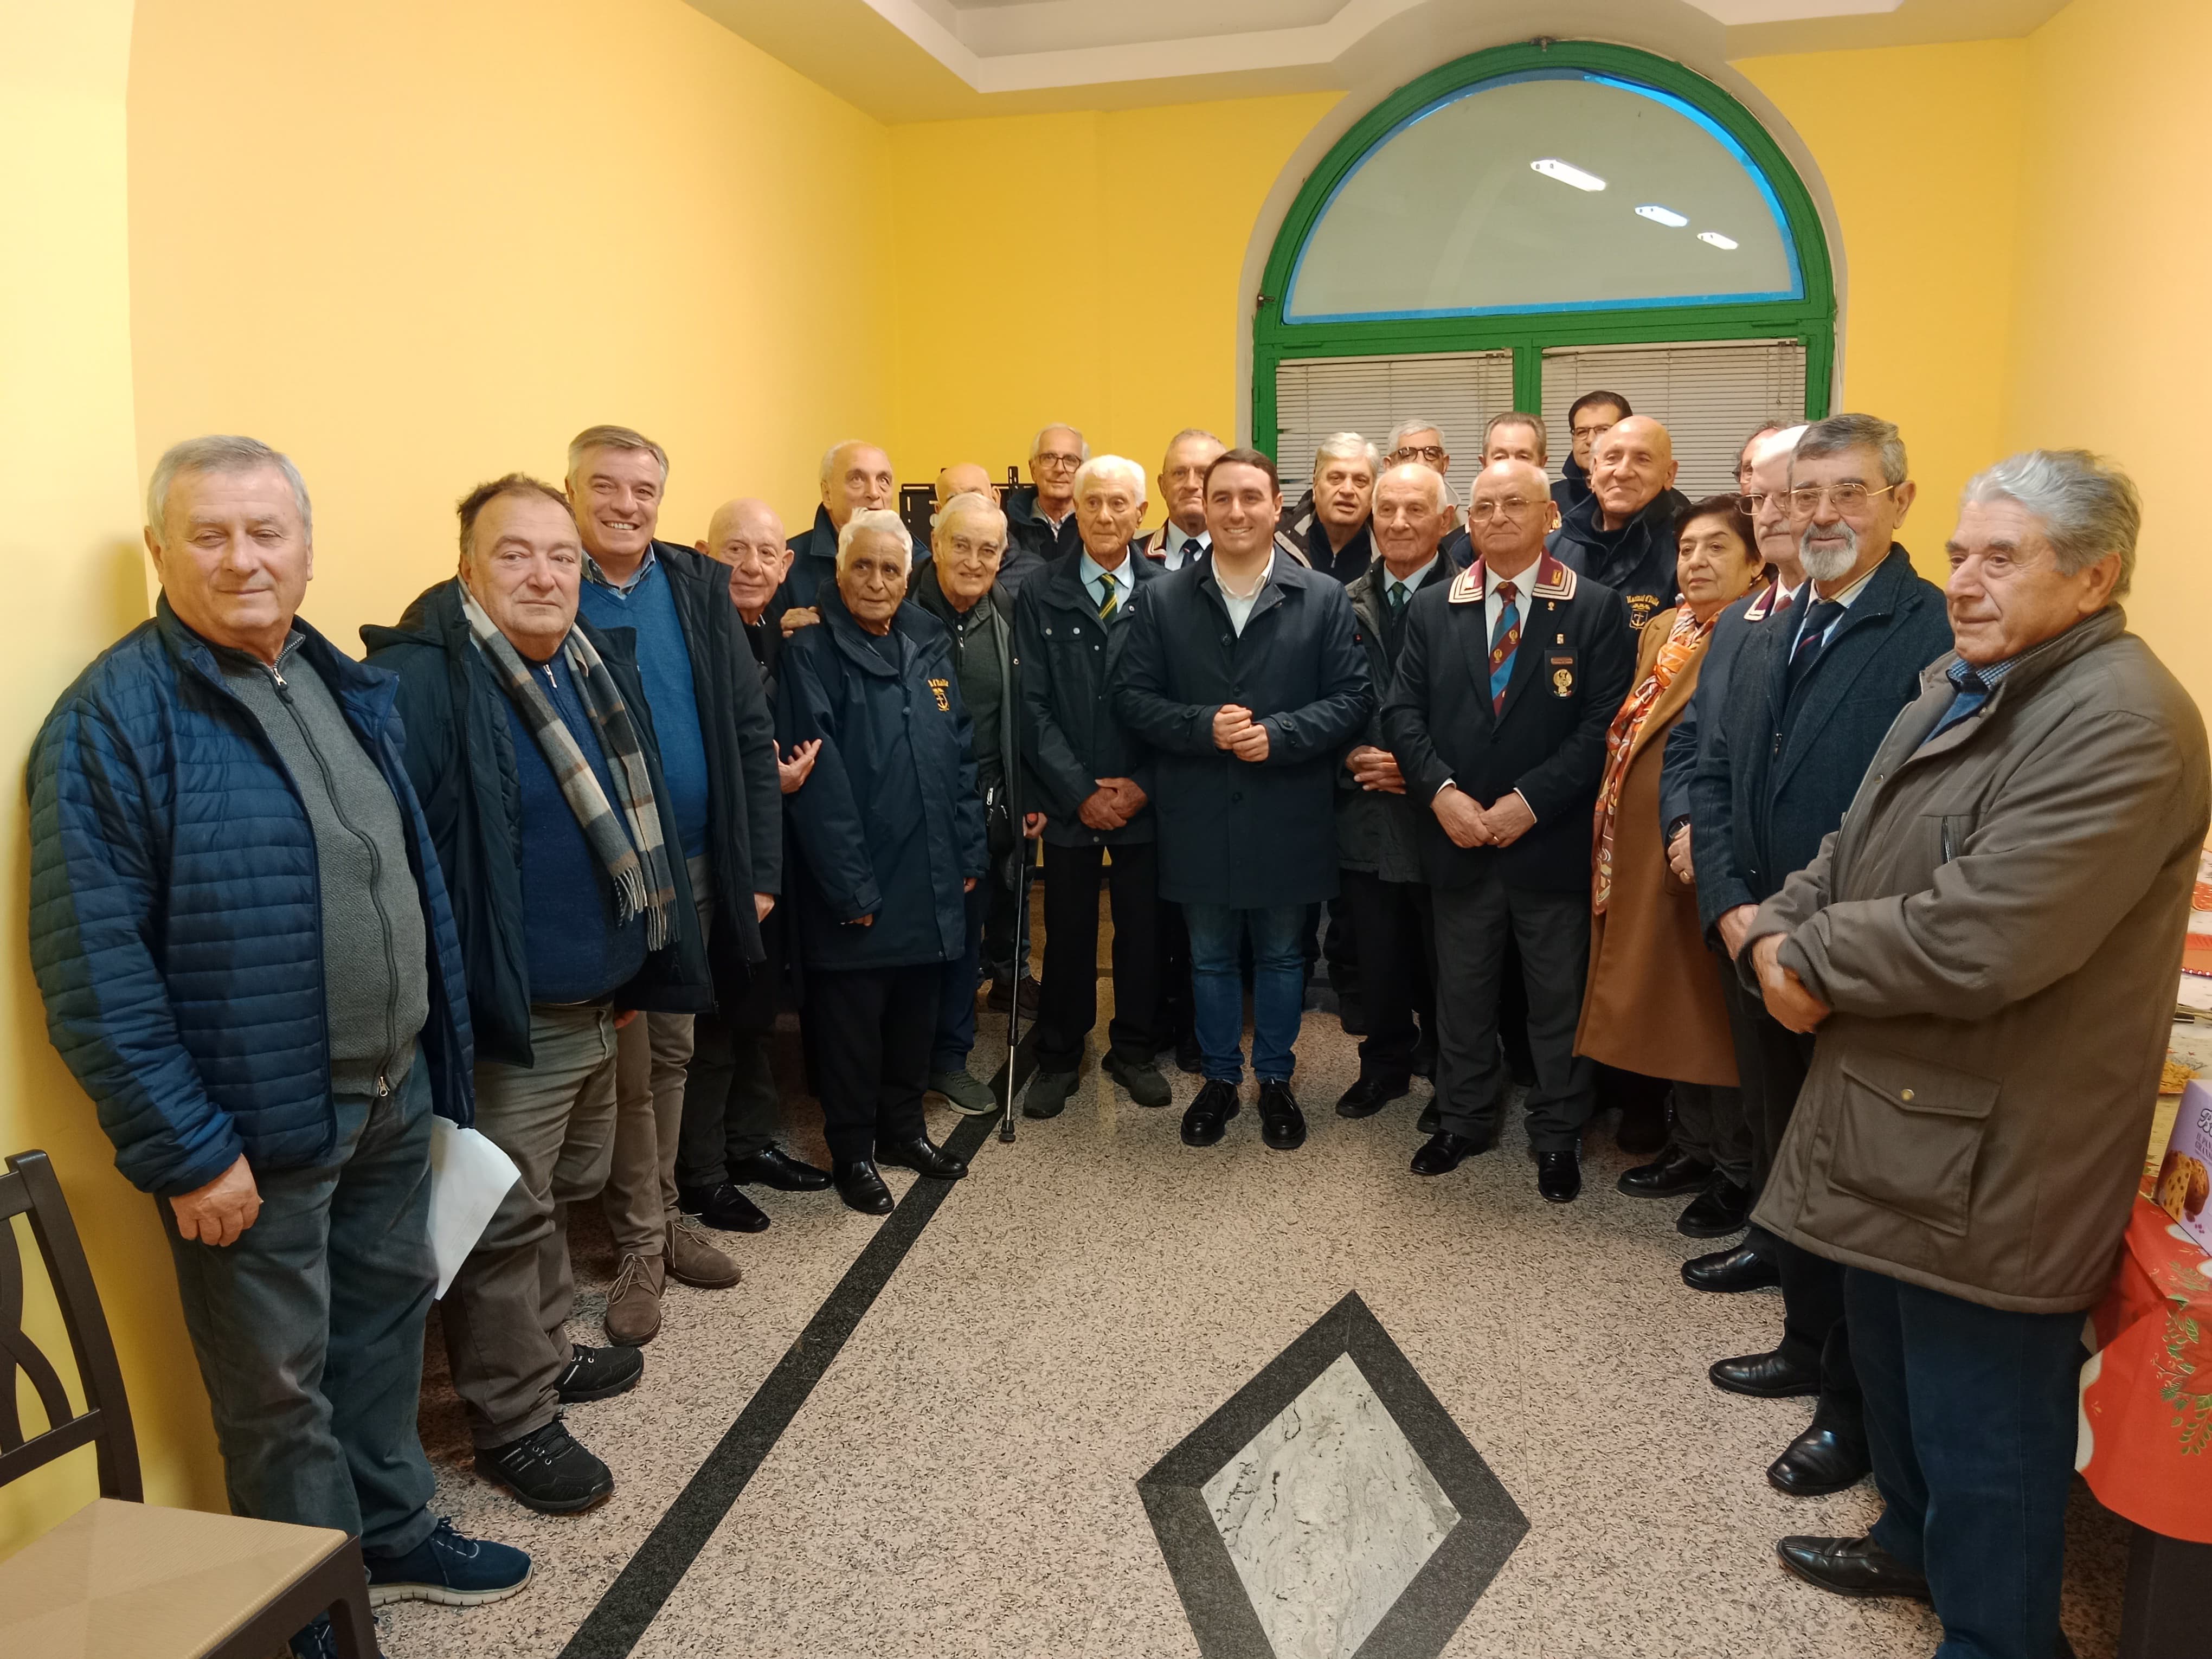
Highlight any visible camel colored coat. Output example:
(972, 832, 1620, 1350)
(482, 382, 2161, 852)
(1575, 608, 1739, 1086)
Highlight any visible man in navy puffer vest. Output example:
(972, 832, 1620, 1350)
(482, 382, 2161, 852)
(27, 436, 528, 1651)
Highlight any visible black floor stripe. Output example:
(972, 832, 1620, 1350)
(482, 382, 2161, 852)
(558, 1036, 1034, 1659)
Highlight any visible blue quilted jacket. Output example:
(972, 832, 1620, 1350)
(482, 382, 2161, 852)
(27, 601, 475, 1198)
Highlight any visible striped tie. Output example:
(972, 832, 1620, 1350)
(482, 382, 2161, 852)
(1489, 580, 1520, 715)
(1097, 571, 1118, 621)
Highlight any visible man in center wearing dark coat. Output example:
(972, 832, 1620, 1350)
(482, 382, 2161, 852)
(1548, 414, 1688, 634)
(1382, 459, 1636, 1203)
(775, 439, 929, 625)
(777, 510, 987, 1216)
(1116, 448, 1371, 1155)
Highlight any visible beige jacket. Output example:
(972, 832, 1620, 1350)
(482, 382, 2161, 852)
(1748, 607, 2210, 1313)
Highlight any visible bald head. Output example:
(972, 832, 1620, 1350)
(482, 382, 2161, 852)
(820, 441, 895, 529)
(1591, 415, 1678, 530)
(1372, 462, 1450, 575)
(697, 496, 790, 622)
(935, 462, 993, 509)
(1469, 459, 1554, 575)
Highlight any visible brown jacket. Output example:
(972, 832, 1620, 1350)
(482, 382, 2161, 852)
(1748, 608, 2209, 1313)
(1576, 608, 1738, 1086)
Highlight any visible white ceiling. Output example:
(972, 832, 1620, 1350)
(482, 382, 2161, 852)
(685, 0, 2068, 121)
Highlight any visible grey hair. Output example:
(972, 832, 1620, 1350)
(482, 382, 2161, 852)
(819, 439, 888, 485)
(1072, 454, 1147, 503)
(145, 434, 313, 544)
(1032, 423, 1090, 461)
(1748, 423, 1808, 470)
(567, 423, 668, 483)
(1313, 432, 1382, 481)
(1386, 418, 1448, 454)
(1793, 413, 1908, 487)
(1164, 427, 1224, 456)
(836, 507, 912, 568)
(933, 490, 1008, 536)
(1377, 460, 1451, 512)
(1483, 410, 1550, 461)
(1961, 449, 2140, 598)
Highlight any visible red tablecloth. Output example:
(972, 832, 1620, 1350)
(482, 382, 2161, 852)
(2079, 1197, 2212, 1542)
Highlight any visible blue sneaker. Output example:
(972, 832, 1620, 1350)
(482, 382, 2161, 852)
(363, 1516, 532, 1607)
(288, 1612, 385, 1659)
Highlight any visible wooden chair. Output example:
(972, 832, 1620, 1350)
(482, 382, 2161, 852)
(0, 1148, 378, 1658)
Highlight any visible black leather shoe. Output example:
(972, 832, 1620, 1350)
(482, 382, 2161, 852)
(1682, 1238, 1780, 1294)
(1181, 1079, 1240, 1146)
(1416, 1102, 1442, 1134)
(677, 1181, 769, 1234)
(554, 1342, 643, 1404)
(986, 975, 1040, 1013)
(1258, 1081, 1306, 1150)
(1617, 1144, 1713, 1199)
(1677, 1175, 1752, 1238)
(877, 1134, 968, 1181)
(1335, 1075, 1410, 1119)
(1769, 1412, 1871, 1497)
(1536, 1149, 1581, 1204)
(832, 1160, 893, 1216)
(1776, 1535, 1931, 1602)
(475, 1420, 613, 1515)
(1710, 1347, 1822, 1398)
(1410, 1130, 1488, 1175)
(731, 1145, 831, 1191)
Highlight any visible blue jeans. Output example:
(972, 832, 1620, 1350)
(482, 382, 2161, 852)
(1183, 903, 1305, 1084)
(933, 877, 992, 1075)
(1847, 1266, 2085, 1659)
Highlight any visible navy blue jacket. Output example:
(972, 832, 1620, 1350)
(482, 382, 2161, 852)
(1114, 555, 1372, 908)
(1689, 546, 1953, 933)
(1004, 484, 1083, 564)
(1014, 549, 1160, 848)
(28, 602, 474, 1199)
(777, 504, 930, 616)
(1548, 484, 1689, 633)
(362, 581, 713, 1068)
(776, 587, 988, 972)
(1660, 580, 1789, 858)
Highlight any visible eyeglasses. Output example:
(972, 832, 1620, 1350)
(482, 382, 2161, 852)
(1571, 421, 1616, 441)
(1469, 498, 1540, 522)
(1787, 483, 1899, 517)
(1034, 452, 1083, 470)
(1742, 491, 1780, 513)
(1388, 445, 1446, 464)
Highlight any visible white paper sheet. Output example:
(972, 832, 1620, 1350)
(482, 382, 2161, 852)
(427, 1116, 521, 1300)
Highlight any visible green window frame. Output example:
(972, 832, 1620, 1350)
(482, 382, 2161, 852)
(1253, 40, 1835, 454)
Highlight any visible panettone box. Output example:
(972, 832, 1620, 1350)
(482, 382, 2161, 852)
(2155, 1080, 2212, 1251)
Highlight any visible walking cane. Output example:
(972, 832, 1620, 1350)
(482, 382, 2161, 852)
(999, 639, 1029, 1143)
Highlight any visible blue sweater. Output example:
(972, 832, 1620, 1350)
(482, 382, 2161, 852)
(578, 556, 711, 862)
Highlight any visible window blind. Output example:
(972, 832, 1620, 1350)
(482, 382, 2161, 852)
(1273, 350, 1515, 509)
(1540, 338, 1807, 498)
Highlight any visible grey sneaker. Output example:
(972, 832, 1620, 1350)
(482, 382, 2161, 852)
(928, 1068, 999, 1115)
(1102, 1050, 1172, 1108)
(1023, 1068, 1081, 1120)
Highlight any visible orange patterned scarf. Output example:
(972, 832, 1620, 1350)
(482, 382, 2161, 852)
(1592, 604, 1712, 915)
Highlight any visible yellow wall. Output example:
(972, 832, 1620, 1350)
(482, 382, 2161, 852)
(884, 95, 1342, 515)
(2004, 0, 2212, 711)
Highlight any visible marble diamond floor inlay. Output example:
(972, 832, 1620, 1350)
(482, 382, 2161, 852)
(1140, 1293, 1528, 1659)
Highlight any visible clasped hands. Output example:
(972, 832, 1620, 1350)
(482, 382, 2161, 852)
(1431, 782, 1535, 850)
(1747, 926, 1830, 1034)
(1346, 745, 1404, 795)
(1078, 777, 1147, 832)
(1212, 704, 1271, 763)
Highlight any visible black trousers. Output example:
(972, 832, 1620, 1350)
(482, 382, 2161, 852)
(808, 963, 936, 1165)
(983, 842, 1023, 986)
(1036, 841, 1160, 1075)
(1431, 873, 1594, 1153)
(1745, 1001, 1859, 1423)
(675, 1008, 780, 1188)
(1340, 868, 1433, 1085)
(1155, 900, 1195, 1052)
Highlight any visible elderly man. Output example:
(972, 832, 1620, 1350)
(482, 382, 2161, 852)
(1382, 459, 1635, 1201)
(1549, 415, 1689, 633)
(781, 439, 928, 623)
(1017, 455, 1169, 1118)
(1385, 420, 1469, 570)
(936, 461, 996, 509)
(1136, 427, 1225, 571)
(29, 436, 528, 1649)
(1556, 389, 1631, 515)
(1117, 449, 1371, 1152)
(779, 509, 986, 1212)
(1277, 433, 1378, 582)
(673, 498, 830, 1236)
(1747, 453, 2209, 1658)
(1691, 413, 1952, 1501)
(1334, 462, 1453, 1120)
(910, 491, 1021, 1115)
(1482, 412, 1549, 471)
(365, 474, 711, 1514)
(566, 425, 782, 1345)
(1005, 423, 1088, 562)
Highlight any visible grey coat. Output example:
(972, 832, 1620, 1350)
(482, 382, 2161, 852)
(1747, 608, 2210, 1313)
(1336, 557, 1448, 883)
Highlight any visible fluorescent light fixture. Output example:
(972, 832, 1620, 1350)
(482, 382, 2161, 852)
(1697, 230, 1739, 249)
(1530, 158, 1606, 192)
(1636, 204, 1690, 227)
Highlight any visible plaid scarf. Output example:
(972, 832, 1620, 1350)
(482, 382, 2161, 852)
(460, 588, 676, 949)
(1592, 603, 1713, 916)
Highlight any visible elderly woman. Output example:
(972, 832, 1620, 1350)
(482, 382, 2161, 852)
(777, 508, 988, 1214)
(1574, 494, 1765, 1234)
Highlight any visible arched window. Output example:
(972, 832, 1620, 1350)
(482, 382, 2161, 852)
(1256, 42, 1834, 501)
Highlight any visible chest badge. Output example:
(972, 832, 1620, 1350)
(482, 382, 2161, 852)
(1548, 653, 1576, 698)
(928, 676, 951, 713)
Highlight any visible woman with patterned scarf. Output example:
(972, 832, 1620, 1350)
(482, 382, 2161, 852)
(1574, 494, 1765, 1233)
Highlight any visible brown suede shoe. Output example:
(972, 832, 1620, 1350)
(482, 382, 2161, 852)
(603, 1252, 664, 1347)
(666, 1214, 742, 1290)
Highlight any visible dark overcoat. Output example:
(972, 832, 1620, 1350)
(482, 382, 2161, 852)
(1547, 485, 1689, 632)
(1015, 550, 1160, 848)
(1337, 557, 1449, 884)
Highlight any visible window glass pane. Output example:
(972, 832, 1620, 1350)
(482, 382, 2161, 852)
(1285, 71, 1800, 322)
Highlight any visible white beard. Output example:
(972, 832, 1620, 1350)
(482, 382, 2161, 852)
(1799, 522, 1858, 583)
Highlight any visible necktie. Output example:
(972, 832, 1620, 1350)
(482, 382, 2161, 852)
(1096, 571, 1118, 621)
(1387, 580, 1409, 618)
(1786, 598, 1846, 695)
(1488, 580, 1520, 715)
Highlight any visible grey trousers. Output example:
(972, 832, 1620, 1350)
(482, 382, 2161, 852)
(164, 1053, 438, 1557)
(1431, 873, 1595, 1153)
(442, 1004, 620, 1448)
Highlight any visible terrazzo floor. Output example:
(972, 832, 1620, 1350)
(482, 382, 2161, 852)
(384, 895, 2132, 1659)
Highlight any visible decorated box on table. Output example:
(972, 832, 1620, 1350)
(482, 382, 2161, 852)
(2158, 1081, 2212, 1252)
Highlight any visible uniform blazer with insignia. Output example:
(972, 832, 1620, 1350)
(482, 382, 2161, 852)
(1380, 552, 1636, 893)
